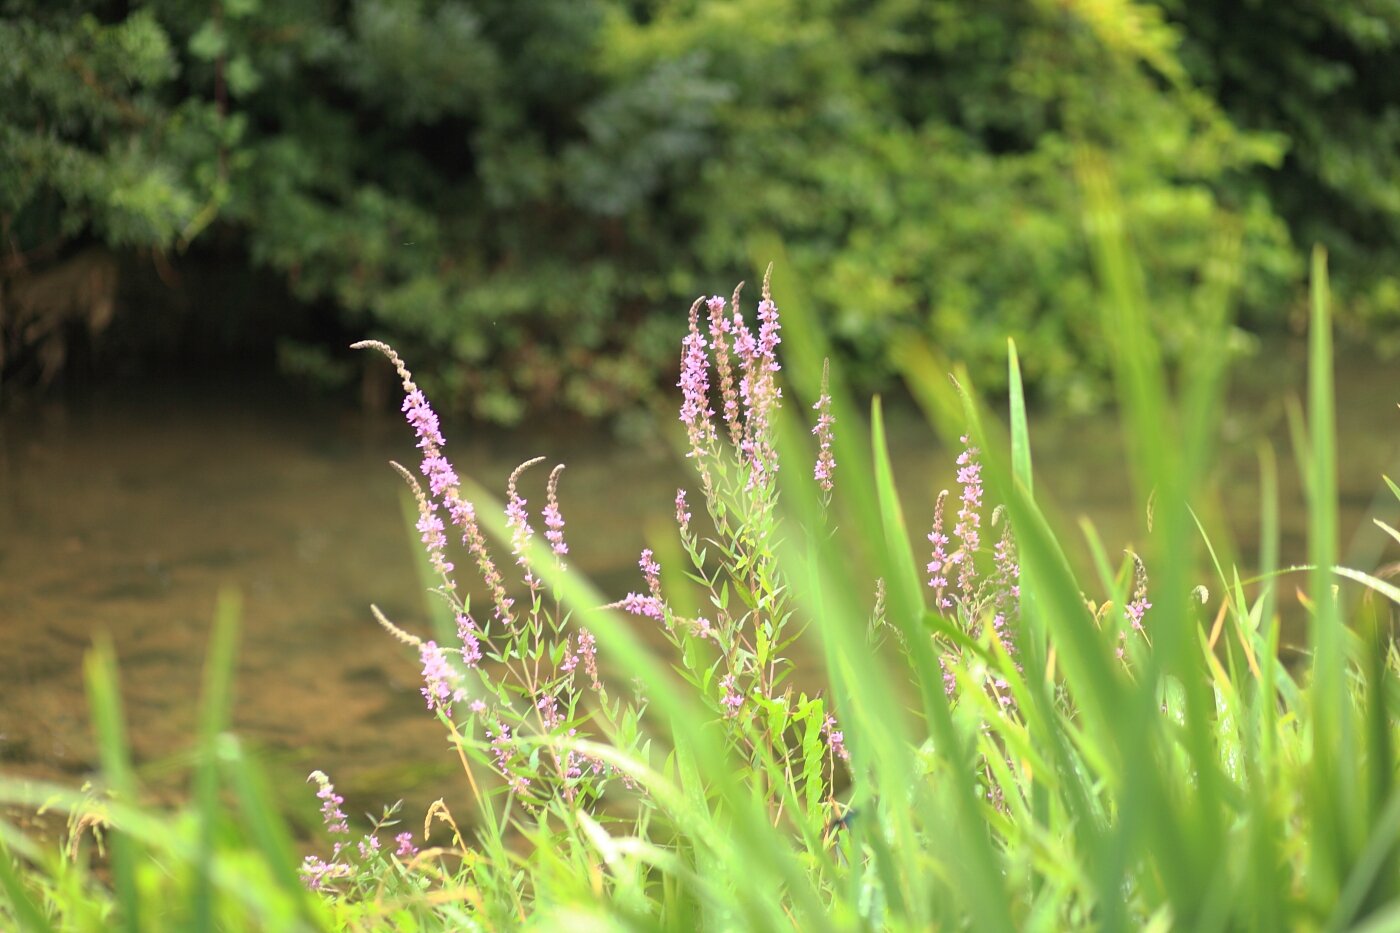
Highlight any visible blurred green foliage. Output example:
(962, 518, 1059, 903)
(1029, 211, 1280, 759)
(2, 0, 1397, 419)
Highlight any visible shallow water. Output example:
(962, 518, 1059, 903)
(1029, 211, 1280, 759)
(1, 342, 1396, 838)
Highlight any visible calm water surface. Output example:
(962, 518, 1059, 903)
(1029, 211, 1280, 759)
(1, 343, 1396, 835)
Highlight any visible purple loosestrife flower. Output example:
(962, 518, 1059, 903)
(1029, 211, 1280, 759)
(927, 491, 952, 611)
(447, 496, 515, 625)
(952, 435, 983, 601)
(990, 516, 1020, 660)
(708, 291, 743, 445)
(543, 464, 568, 562)
(719, 674, 743, 717)
(488, 725, 530, 795)
(403, 389, 445, 450)
(639, 548, 662, 597)
(618, 549, 668, 624)
(357, 834, 381, 861)
(732, 306, 757, 402)
(756, 297, 782, 369)
(576, 628, 601, 691)
(395, 832, 418, 859)
(536, 694, 563, 731)
(300, 857, 352, 891)
(621, 592, 665, 621)
(354, 341, 516, 628)
(733, 281, 784, 490)
(1126, 553, 1152, 632)
(675, 488, 691, 534)
(308, 770, 349, 835)
(822, 714, 851, 762)
(393, 463, 456, 583)
(939, 655, 956, 698)
(456, 612, 482, 668)
(564, 744, 583, 782)
(812, 358, 836, 493)
(416, 511, 452, 573)
(469, 698, 487, 715)
(993, 519, 1020, 606)
(419, 640, 467, 716)
(420, 453, 459, 499)
(505, 457, 545, 588)
(678, 297, 716, 461)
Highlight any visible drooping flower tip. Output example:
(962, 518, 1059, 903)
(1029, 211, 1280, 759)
(678, 297, 716, 451)
(308, 770, 349, 835)
(544, 464, 568, 558)
(504, 457, 545, 564)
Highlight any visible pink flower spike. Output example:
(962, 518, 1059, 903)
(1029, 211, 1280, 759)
(822, 714, 851, 762)
(678, 298, 716, 459)
(639, 548, 661, 597)
(307, 770, 348, 835)
(675, 488, 691, 534)
(811, 358, 836, 493)
(420, 641, 467, 716)
(719, 674, 743, 717)
(456, 613, 482, 668)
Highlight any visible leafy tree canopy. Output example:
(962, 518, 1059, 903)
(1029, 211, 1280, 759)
(2, 0, 1396, 420)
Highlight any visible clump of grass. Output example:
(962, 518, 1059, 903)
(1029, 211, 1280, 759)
(2, 171, 1398, 930)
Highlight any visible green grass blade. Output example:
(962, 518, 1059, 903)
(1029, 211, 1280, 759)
(190, 590, 241, 933)
(1007, 338, 1033, 496)
(0, 832, 55, 933)
(1329, 789, 1400, 930)
(1305, 246, 1350, 902)
(84, 636, 141, 933)
(220, 738, 338, 930)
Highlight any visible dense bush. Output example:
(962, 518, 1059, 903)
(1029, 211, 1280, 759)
(4, 1, 1399, 417)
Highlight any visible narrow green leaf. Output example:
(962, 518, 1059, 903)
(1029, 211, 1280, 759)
(0, 832, 54, 933)
(1007, 338, 1032, 496)
(84, 637, 140, 933)
(191, 590, 242, 933)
